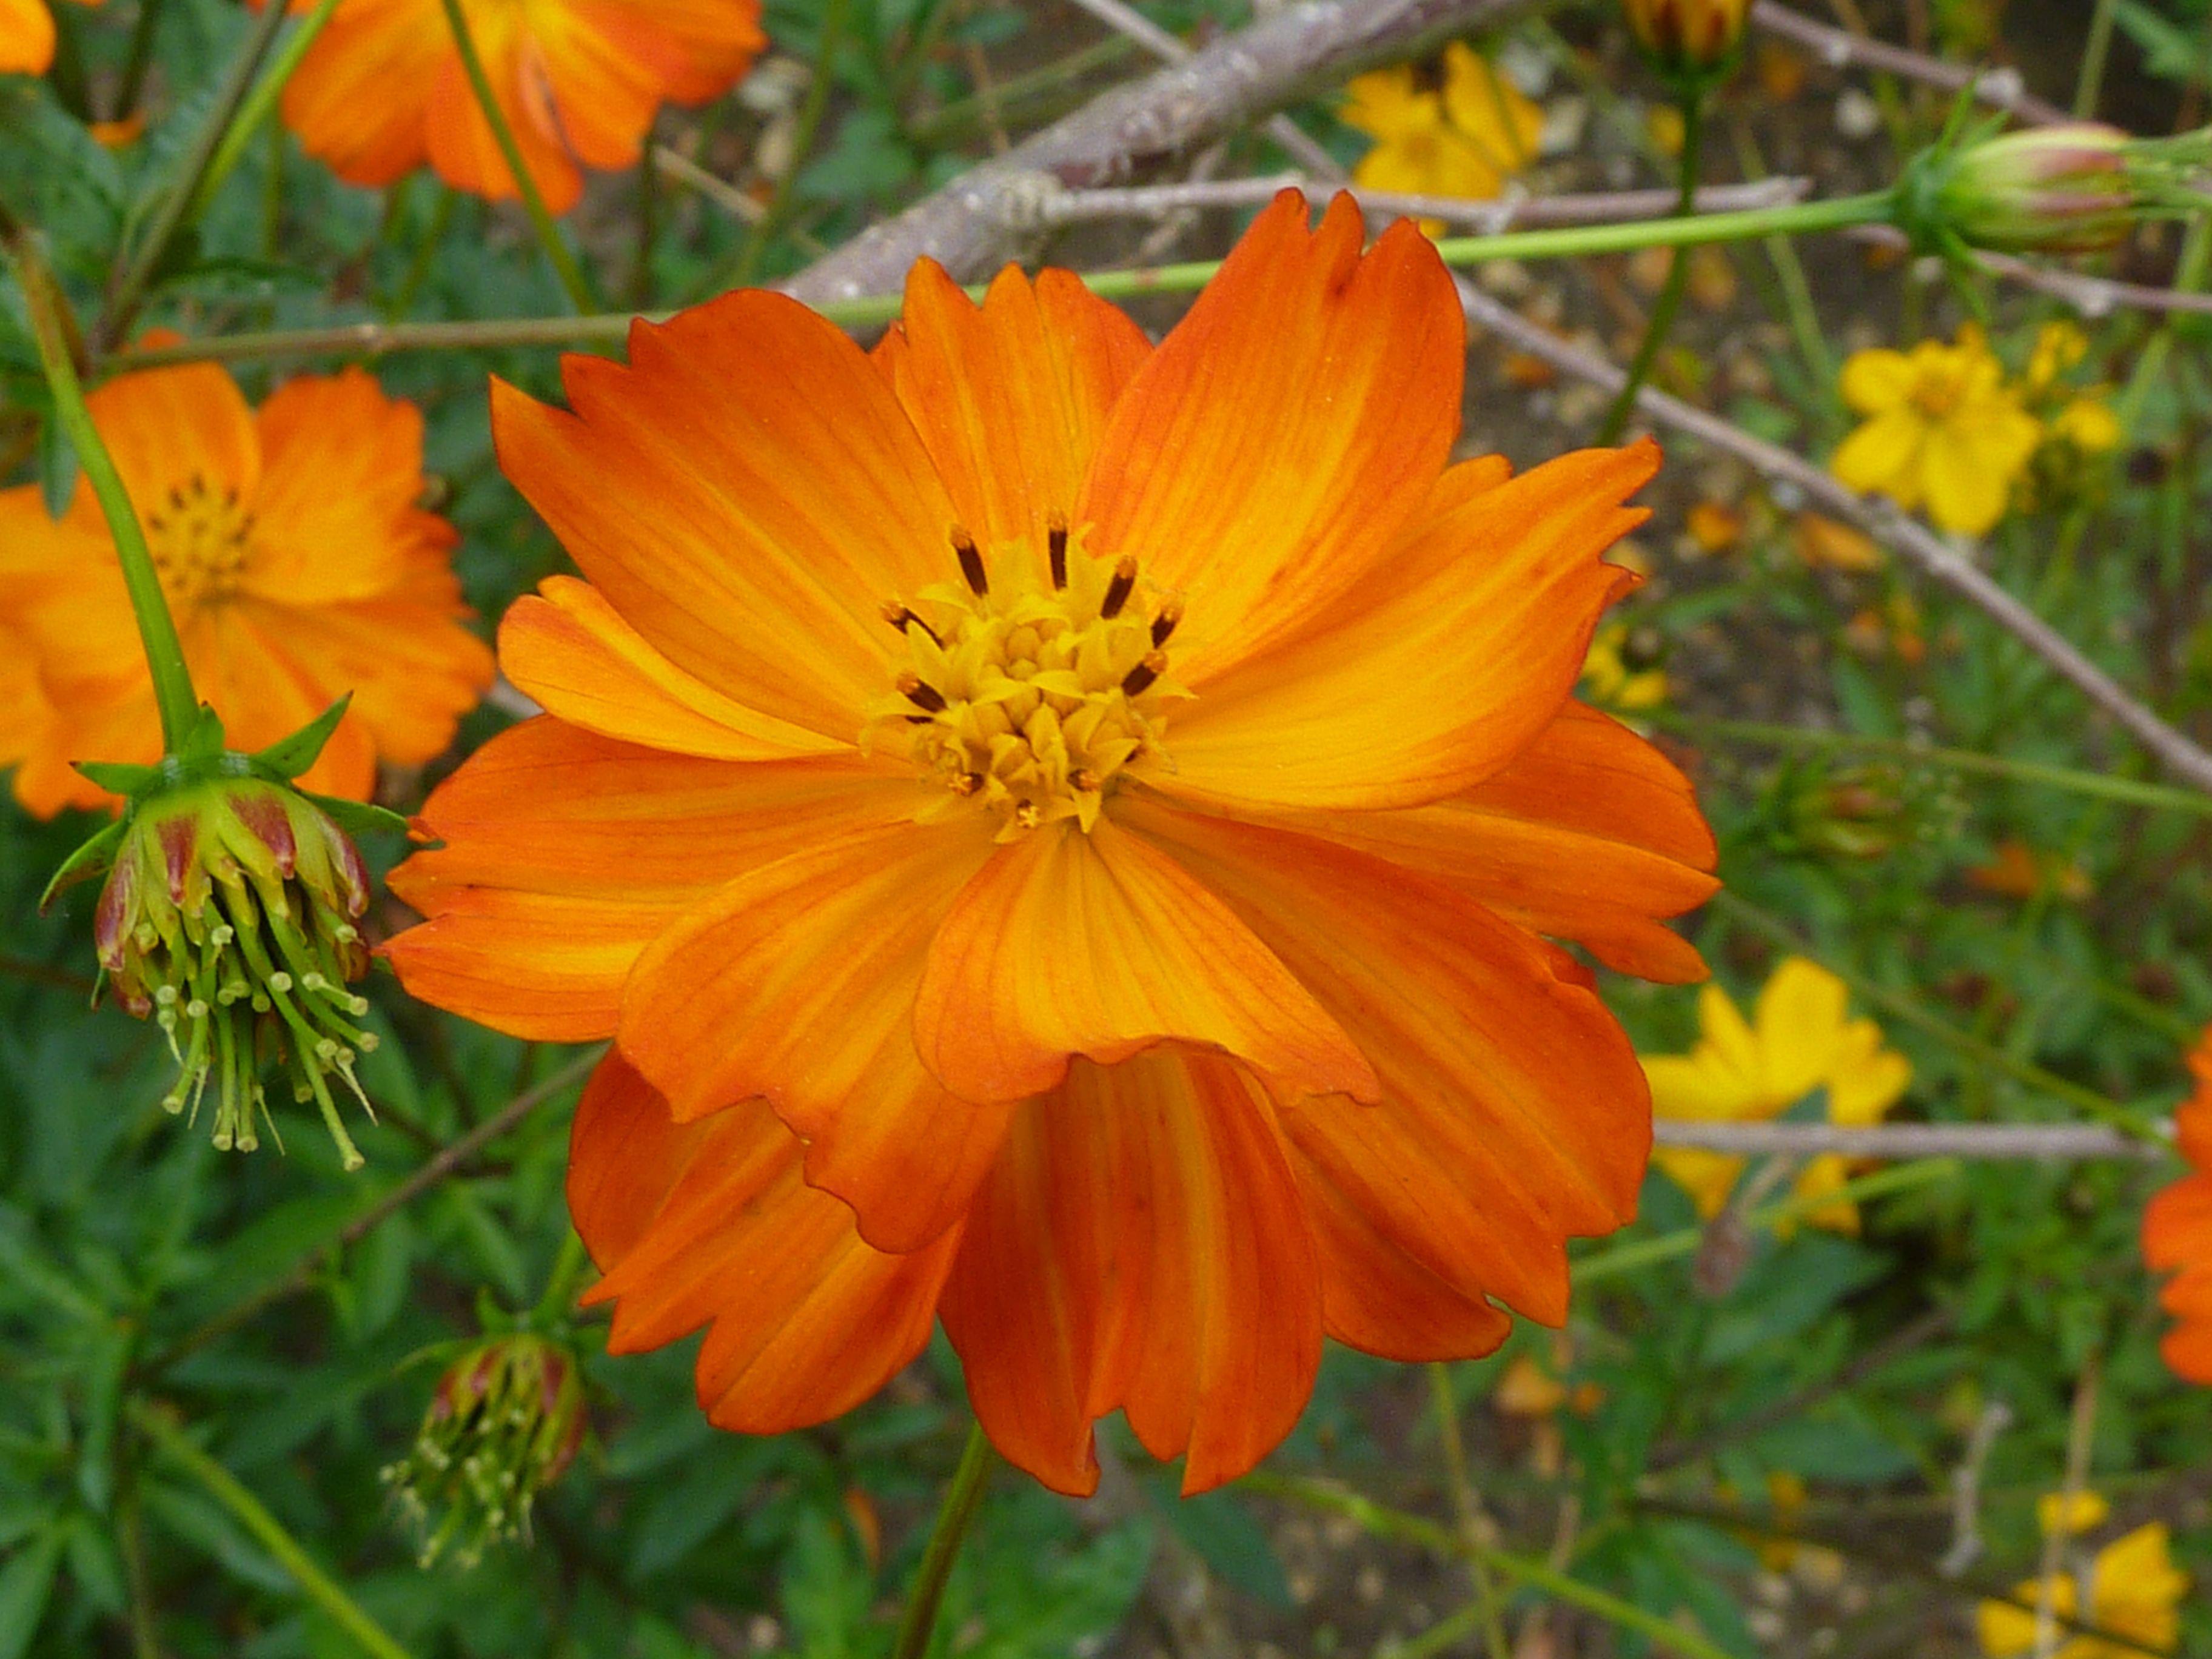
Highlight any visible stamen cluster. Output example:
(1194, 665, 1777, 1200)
(381, 1335, 589, 1569)
(866, 517, 1185, 837)
(143, 471, 257, 605)
(95, 777, 378, 1167)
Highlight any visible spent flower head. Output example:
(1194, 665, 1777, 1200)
(382, 1334, 588, 1568)
(47, 699, 395, 1169)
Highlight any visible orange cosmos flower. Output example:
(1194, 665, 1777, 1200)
(270, 0, 765, 213)
(1, 0, 99, 76)
(386, 192, 1720, 1495)
(2143, 1028, 2212, 1384)
(0, 357, 493, 817)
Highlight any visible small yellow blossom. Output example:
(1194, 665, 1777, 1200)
(1581, 621, 1667, 711)
(1644, 957, 1912, 1232)
(2026, 322, 2091, 397)
(1341, 44, 1541, 230)
(1979, 1507, 2188, 1659)
(2051, 397, 2122, 454)
(1832, 326, 2042, 537)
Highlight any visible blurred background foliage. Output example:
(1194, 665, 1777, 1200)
(3, 0, 2212, 1655)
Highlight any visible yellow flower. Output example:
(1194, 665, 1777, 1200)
(1832, 326, 2042, 537)
(1979, 1512, 2188, 1658)
(1581, 621, 1667, 711)
(2026, 322, 2091, 398)
(1342, 44, 1541, 230)
(1644, 957, 1912, 1231)
(2050, 396, 2122, 454)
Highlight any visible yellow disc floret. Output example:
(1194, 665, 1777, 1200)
(866, 516, 1185, 838)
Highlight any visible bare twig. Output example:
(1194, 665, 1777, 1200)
(1749, 1, 2069, 126)
(1451, 280, 2212, 794)
(783, 0, 1535, 304)
(1943, 1399, 2015, 1576)
(1016, 173, 1811, 230)
(1653, 1121, 2163, 1159)
(652, 144, 765, 223)
(1852, 223, 2212, 317)
(2033, 1356, 2105, 1659)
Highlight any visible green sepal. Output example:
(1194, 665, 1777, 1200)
(250, 695, 352, 783)
(303, 790, 410, 842)
(70, 760, 165, 797)
(178, 704, 228, 767)
(38, 817, 128, 913)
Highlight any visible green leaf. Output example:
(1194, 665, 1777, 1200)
(301, 792, 411, 843)
(251, 695, 352, 782)
(0, 1526, 62, 1659)
(1159, 1487, 1290, 1609)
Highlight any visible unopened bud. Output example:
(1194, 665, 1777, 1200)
(1621, 0, 1750, 77)
(1905, 122, 2212, 255)
(381, 1335, 588, 1569)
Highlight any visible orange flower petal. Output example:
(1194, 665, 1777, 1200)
(1123, 799, 1650, 1326)
(2144, 1172, 2212, 1273)
(424, 45, 586, 212)
(940, 1048, 1321, 1496)
(913, 817, 1379, 1107)
(491, 294, 959, 740)
(1076, 190, 1463, 686)
(1147, 445, 1657, 812)
(574, 1054, 957, 1433)
(874, 262, 1151, 567)
(72, 360, 261, 539)
(386, 719, 901, 1037)
(245, 367, 453, 604)
(500, 577, 842, 762)
(187, 603, 381, 799)
(617, 813, 1003, 1254)
(1236, 702, 1718, 983)
(0, 0, 55, 74)
(278, 0, 447, 190)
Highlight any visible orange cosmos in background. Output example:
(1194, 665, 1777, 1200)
(0, 358, 494, 817)
(0, 0, 99, 77)
(271, 0, 765, 213)
(2143, 1028, 2212, 1384)
(385, 192, 1721, 1495)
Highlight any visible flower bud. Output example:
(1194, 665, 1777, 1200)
(382, 1335, 588, 1568)
(1621, 0, 1750, 77)
(91, 776, 379, 1167)
(1928, 124, 2137, 253)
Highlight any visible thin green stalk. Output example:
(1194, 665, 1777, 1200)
(193, 0, 341, 218)
(531, 1230, 592, 1325)
(1240, 1474, 1737, 1659)
(435, 0, 598, 313)
(1574, 1158, 1962, 1285)
(1708, 890, 2163, 1138)
(1426, 1364, 1509, 1659)
(630, 115, 660, 309)
(99, 0, 296, 349)
(2074, 0, 2122, 119)
(729, 0, 850, 287)
(385, 188, 458, 318)
(130, 1402, 415, 1659)
(115, 0, 173, 126)
(1651, 712, 2212, 817)
(1598, 88, 1703, 444)
(891, 1423, 996, 1659)
(12, 233, 199, 750)
(115, 190, 1900, 370)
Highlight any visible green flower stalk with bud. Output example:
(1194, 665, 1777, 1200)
(381, 1334, 589, 1568)
(11, 222, 401, 1170)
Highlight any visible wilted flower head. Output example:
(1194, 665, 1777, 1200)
(1621, 0, 1751, 77)
(53, 704, 387, 1168)
(382, 1334, 588, 1568)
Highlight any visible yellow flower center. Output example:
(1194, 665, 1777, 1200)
(145, 471, 255, 606)
(1908, 363, 1972, 422)
(866, 517, 1182, 838)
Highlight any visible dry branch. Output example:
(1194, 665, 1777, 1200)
(1749, 1, 2069, 126)
(1652, 1120, 2162, 1159)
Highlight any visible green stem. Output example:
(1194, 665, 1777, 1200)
(729, 0, 850, 287)
(434, 0, 598, 314)
(1650, 712, 2212, 817)
(1597, 88, 1703, 445)
(1574, 1158, 1962, 1286)
(1426, 1363, 1509, 1659)
(1239, 1474, 1737, 1659)
(99, 0, 296, 350)
(531, 1230, 591, 1326)
(2074, 0, 2122, 118)
(12, 234, 200, 751)
(1708, 890, 2163, 1138)
(891, 1423, 996, 1659)
(130, 1402, 415, 1659)
(113, 190, 1899, 370)
(115, 0, 173, 125)
(192, 0, 341, 219)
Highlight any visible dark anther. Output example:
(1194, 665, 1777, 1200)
(1101, 556, 1137, 620)
(905, 714, 933, 725)
(1047, 512, 1069, 590)
(167, 485, 186, 509)
(953, 528, 988, 595)
(1121, 651, 1168, 697)
(951, 772, 983, 797)
(897, 671, 948, 713)
(1150, 599, 1183, 648)
(882, 600, 941, 647)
